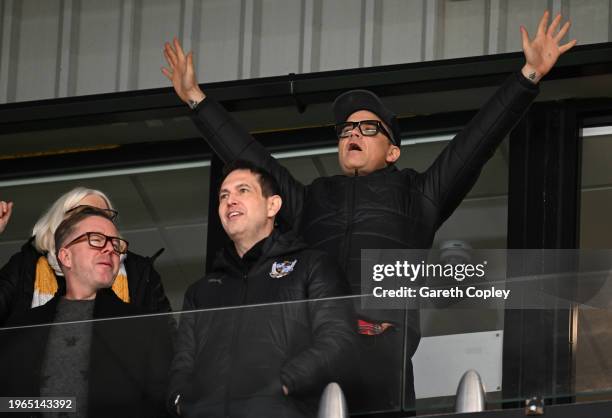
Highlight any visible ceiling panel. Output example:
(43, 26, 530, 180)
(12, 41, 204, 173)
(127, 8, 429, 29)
(131, 166, 210, 224)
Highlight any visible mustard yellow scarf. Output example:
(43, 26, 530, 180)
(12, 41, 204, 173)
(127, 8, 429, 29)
(31, 256, 130, 307)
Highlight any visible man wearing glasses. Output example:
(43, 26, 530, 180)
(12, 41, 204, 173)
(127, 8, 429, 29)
(163, 11, 575, 412)
(0, 207, 172, 418)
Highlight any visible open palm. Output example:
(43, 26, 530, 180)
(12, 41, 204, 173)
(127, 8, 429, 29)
(162, 38, 205, 104)
(521, 11, 576, 83)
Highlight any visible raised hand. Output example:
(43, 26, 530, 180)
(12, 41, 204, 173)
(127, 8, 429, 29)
(0, 201, 13, 234)
(162, 38, 206, 105)
(520, 10, 577, 84)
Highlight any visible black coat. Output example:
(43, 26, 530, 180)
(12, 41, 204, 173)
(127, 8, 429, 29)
(168, 230, 355, 418)
(0, 288, 173, 418)
(0, 239, 172, 325)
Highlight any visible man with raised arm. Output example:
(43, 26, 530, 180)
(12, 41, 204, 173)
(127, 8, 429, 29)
(162, 11, 575, 412)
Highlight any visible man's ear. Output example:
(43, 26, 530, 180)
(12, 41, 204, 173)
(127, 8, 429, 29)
(267, 195, 282, 218)
(386, 145, 401, 164)
(57, 247, 71, 269)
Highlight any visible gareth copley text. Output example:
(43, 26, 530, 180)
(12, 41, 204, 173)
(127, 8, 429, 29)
(372, 286, 511, 300)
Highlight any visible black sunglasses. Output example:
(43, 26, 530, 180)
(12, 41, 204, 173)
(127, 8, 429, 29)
(63, 232, 129, 255)
(335, 120, 393, 141)
(66, 205, 118, 221)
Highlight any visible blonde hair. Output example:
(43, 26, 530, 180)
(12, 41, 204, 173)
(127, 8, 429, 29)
(32, 187, 114, 272)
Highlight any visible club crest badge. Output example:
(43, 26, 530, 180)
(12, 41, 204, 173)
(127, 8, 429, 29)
(269, 260, 298, 278)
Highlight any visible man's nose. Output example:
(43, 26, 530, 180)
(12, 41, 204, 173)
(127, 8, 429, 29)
(226, 194, 238, 206)
(350, 124, 362, 137)
(100, 238, 115, 254)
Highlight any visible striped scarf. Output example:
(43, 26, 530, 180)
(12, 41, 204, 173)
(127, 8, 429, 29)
(31, 256, 130, 307)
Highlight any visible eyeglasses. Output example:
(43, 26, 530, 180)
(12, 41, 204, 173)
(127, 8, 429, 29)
(335, 120, 392, 140)
(66, 205, 118, 221)
(63, 232, 129, 255)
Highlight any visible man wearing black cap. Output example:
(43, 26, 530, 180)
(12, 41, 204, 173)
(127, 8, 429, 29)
(333, 93, 402, 176)
(162, 11, 575, 413)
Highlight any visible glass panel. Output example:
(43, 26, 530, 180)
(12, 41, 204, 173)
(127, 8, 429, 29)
(577, 126, 612, 402)
(3, 253, 612, 418)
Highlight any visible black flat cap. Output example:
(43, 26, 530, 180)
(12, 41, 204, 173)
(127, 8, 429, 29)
(332, 89, 400, 145)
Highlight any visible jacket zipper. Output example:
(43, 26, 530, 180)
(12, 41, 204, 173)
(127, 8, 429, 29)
(340, 175, 357, 276)
(224, 270, 249, 417)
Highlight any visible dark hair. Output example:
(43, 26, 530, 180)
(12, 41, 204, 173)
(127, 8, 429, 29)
(54, 207, 115, 260)
(221, 160, 280, 198)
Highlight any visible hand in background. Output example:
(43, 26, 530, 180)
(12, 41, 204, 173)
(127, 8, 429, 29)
(0, 201, 13, 234)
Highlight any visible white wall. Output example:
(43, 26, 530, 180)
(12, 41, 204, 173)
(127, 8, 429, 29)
(1, 0, 609, 103)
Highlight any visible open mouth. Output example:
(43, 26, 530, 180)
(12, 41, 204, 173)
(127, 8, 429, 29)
(228, 211, 243, 219)
(348, 143, 363, 152)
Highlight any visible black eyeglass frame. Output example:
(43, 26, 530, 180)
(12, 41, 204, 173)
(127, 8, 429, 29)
(66, 205, 118, 221)
(63, 232, 129, 255)
(334, 119, 393, 141)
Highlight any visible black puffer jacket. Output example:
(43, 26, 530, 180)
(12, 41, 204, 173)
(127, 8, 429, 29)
(0, 239, 172, 325)
(168, 230, 354, 418)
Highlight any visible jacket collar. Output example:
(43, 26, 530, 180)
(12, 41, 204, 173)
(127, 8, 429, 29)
(213, 229, 307, 274)
(342, 163, 398, 178)
(369, 164, 398, 176)
(224, 235, 267, 271)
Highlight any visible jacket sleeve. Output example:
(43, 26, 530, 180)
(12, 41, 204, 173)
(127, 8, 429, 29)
(0, 250, 25, 325)
(167, 286, 198, 411)
(280, 255, 356, 395)
(193, 98, 307, 227)
(416, 72, 539, 227)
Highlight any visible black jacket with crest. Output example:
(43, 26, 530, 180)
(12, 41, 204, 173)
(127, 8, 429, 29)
(168, 230, 354, 418)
